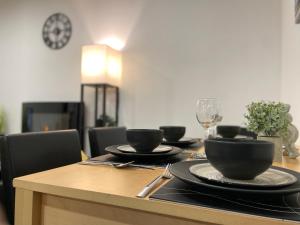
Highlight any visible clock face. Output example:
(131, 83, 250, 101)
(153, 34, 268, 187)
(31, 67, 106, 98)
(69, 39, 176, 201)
(42, 13, 72, 50)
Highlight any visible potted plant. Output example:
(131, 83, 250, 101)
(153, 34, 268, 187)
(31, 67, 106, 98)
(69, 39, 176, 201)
(245, 101, 289, 162)
(96, 115, 117, 127)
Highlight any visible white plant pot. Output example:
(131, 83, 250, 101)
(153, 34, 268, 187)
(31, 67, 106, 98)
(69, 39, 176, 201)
(257, 136, 283, 163)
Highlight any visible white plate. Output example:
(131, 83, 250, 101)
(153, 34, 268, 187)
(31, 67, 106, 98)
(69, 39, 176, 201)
(189, 163, 297, 188)
(163, 137, 194, 142)
(117, 145, 172, 154)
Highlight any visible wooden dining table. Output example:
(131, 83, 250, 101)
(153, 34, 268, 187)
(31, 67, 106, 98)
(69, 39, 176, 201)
(13, 147, 300, 225)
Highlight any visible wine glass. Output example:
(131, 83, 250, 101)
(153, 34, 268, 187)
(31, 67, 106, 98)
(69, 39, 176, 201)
(196, 98, 221, 139)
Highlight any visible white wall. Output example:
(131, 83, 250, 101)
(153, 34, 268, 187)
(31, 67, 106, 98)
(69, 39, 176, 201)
(119, 0, 282, 137)
(0, 0, 282, 141)
(281, 0, 300, 144)
(0, 0, 87, 133)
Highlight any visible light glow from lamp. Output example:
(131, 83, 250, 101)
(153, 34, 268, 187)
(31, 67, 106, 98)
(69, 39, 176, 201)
(81, 44, 122, 86)
(100, 37, 125, 51)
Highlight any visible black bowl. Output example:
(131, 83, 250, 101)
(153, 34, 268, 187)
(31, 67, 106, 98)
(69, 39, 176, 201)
(205, 138, 274, 180)
(239, 127, 257, 139)
(126, 129, 163, 153)
(217, 125, 241, 138)
(159, 126, 186, 142)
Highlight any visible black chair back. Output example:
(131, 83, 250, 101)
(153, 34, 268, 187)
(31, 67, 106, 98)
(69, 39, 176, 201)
(0, 130, 82, 224)
(88, 127, 127, 157)
(0, 136, 5, 220)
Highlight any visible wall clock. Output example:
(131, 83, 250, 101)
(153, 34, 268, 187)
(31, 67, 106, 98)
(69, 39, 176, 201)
(42, 13, 72, 50)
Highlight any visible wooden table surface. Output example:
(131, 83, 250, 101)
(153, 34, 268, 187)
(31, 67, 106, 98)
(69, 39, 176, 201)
(13, 149, 300, 225)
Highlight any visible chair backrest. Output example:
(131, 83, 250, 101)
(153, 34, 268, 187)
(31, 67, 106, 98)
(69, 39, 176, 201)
(88, 127, 127, 157)
(0, 129, 82, 224)
(0, 136, 4, 216)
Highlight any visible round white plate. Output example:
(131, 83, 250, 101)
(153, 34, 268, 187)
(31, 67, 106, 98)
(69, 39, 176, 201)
(117, 145, 172, 154)
(163, 137, 194, 142)
(189, 163, 297, 188)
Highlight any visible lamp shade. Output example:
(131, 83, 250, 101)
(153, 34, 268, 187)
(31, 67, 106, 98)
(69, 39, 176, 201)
(81, 44, 122, 86)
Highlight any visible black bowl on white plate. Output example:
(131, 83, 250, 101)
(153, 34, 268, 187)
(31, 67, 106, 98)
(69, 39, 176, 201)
(217, 125, 241, 138)
(205, 138, 274, 180)
(126, 129, 163, 153)
(159, 126, 186, 142)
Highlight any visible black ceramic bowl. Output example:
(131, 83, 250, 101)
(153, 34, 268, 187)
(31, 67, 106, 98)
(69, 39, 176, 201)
(217, 125, 241, 138)
(205, 138, 274, 180)
(126, 129, 163, 153)
(239, 127, 257, 139)
(159, 126, 186, 142)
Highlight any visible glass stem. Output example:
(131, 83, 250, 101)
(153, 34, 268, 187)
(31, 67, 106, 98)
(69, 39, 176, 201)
(204, 128, 210, 140)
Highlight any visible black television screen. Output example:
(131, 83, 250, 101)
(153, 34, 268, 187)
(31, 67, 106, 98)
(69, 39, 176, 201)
(22, 102, 84, 145)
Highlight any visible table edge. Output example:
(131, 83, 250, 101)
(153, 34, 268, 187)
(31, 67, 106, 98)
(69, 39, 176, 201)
(13, 178, 300, 225)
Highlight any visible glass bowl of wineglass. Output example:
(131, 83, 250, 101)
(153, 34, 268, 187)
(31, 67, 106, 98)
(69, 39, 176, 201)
(196, 98, 221, 140)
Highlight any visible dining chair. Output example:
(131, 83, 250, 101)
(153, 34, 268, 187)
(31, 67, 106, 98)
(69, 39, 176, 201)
(0, 130, 82, 224)
(0, 136, 5, 223)
(88, 127, 127, 157)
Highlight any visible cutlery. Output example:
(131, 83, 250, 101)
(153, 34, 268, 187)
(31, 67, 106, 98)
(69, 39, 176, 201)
(137, 164, 172, 198)
(112, 161, 135, 168)
(191, 152, 207, 159)
(79, 161, 155, 170)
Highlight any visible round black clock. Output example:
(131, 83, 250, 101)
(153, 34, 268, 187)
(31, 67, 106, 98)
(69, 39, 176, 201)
(42, 13, 72, 50)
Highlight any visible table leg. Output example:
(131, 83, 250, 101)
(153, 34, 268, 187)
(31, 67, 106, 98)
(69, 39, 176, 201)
(15, 188, 41, 225)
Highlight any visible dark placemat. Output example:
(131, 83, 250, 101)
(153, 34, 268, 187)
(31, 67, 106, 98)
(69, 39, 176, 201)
(91, 152, 190, 168)
(150, 178, 300, 222)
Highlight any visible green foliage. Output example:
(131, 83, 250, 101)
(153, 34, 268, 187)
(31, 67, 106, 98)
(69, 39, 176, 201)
(245, 101, 289, 136)
(0, 107, 4, 134)
(96, 115, 117, 127)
